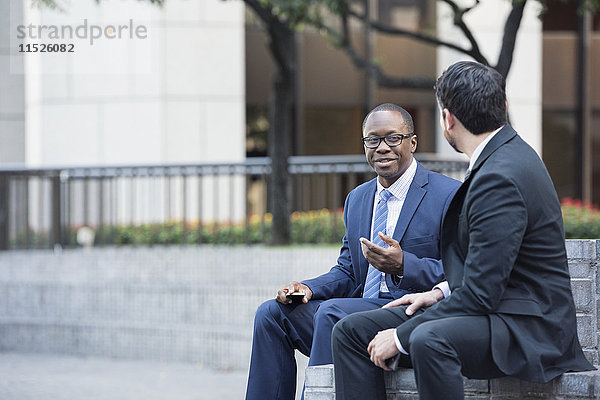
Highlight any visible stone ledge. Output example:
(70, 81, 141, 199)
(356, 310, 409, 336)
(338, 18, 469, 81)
(566, 240, 598, 261)
(305, 365, 600, 399)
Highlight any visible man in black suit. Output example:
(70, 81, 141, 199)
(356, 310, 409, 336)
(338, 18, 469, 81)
(331, 61, 594, 400)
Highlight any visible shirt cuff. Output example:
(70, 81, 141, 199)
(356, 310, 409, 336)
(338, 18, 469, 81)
(393, 330, 409, 355)
(433, 281, 450, 298)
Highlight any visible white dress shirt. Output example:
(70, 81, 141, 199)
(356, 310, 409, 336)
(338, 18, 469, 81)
(370, 158, 417, 292)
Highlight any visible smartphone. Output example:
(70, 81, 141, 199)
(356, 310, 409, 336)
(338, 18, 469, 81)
(286, 292, 305, 304)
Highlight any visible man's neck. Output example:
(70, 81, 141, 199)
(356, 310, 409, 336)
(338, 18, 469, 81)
(462, 131, 494, 159)
(464, 126, 504, 173)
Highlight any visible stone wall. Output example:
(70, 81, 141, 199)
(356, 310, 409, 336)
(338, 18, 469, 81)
(0, 239, 597, 392)
(568, 240, 600, 364)
(0, 245, 339, 369)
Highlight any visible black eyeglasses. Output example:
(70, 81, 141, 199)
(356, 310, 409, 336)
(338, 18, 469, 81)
(361, 133, 414, 149)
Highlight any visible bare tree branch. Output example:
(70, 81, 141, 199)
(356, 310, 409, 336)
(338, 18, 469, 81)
(346, 9, 472, 57)
(330, 9, 435, 89)
(439, 0, 489, 65)
(244, 0, 277, 29)
(495, 0, 527, 78)
(462, 0, 481, 13)
(244, 0, 294, 75)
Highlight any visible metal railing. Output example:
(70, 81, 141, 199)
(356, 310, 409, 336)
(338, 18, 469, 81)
(0, 154, 467, 249)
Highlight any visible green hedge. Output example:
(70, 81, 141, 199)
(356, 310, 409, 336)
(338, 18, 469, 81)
(10, 201, 600, 248)
(101, 201, 600, 244)
(104, 209, 346, 245)
(561, 199, 600, 239)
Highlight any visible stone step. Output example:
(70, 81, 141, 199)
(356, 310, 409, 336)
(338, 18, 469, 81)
(304, 364, 600, 400)
(0, 319, 253, 370)
(0, 283, 277, 326)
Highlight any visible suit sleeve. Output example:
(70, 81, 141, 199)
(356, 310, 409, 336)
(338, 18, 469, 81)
(396, 252, 444, 292)
(301, 192, 359, 299)
(395, 186, 457, 291)
(395, 172, 527, 350)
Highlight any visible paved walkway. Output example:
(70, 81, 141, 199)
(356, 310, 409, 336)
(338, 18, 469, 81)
(0, 352, 250, 400)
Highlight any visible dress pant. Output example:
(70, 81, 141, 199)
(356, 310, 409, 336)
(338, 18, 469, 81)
(332, 306, 506, 400)
(245, 297, 390, 400)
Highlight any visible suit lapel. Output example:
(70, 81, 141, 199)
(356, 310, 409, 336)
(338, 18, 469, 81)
(392, 162, 427, 242)
(360, 179, 377, 241)
(358, 180, 377, 282)
(441, 181, 468, 290)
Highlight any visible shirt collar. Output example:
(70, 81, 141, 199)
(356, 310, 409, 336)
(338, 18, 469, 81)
(468, 126, 503, 172)
(376, 157, 417, 201)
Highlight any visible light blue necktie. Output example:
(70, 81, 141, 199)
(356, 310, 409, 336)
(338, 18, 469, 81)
(363, 189, 392, 298)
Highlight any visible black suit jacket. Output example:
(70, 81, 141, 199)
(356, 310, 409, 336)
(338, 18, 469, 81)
(396, 126, 593, 382)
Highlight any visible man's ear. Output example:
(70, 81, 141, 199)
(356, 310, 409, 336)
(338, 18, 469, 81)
(443, 109, 455, 130)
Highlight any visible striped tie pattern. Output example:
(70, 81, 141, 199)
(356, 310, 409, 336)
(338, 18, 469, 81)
(464, 169, 471, 181)
(363, 189, 392, 298)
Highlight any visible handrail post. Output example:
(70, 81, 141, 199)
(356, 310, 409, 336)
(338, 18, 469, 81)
(51, 174, 63, 248)
(0, 175, 9, 250)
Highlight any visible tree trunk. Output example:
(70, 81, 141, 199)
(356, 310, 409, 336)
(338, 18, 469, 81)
(268, 29, 295, 245)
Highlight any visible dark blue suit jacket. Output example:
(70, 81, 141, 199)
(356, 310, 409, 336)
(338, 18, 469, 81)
(303, 162, 460, 300)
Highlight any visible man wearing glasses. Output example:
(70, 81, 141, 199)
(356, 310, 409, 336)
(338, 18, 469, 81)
(331, 63, 594, 400)
(245, 103, 460, 400)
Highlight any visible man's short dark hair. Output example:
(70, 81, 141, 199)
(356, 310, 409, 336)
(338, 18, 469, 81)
(435, 61, 507, 135)
(362, 103, 414, 134)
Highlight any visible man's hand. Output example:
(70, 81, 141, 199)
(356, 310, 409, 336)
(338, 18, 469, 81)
(360, 233, 403, 275)
(382, 288, 444, 316)
(367, 328, 399, 371)
(276, 281, 313, 304)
